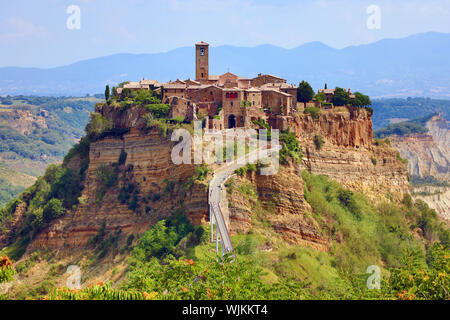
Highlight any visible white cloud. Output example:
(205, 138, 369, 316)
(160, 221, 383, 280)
(0, 16, 50, 41)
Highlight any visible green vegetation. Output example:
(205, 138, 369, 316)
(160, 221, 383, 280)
(0, 95, 98, 205)
(313, 134, 324, 150)
(374, 114, 434, 138)
(410, 175, 449, 188)
(118, 149, 127, 166)
(184, 165, 210, 190)
(374, 138, 391, 147)
(304, 106, 321, 119)
(235, 162, 261, 177)
(95, 163, 118, 203)
(350, 92, 372, 108)
(297, 81, 314, 103)
(315, 92, 327, 103)
(301, 171, 449, 271)
(396, 152, 408, 166)
(0, 256, 16, 283)
(332, 87, 350, 106)
(0, 177, 26, 209)
(0, 114, 95, 259)
(279, 130, 302, 165)
(145, 104, 170, 118)
(105, 85, 110, 101)
(42, 199, 64, 223)
(371, 97, 450, 130)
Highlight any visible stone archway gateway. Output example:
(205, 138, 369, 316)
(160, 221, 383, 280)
(228, 114, 236, 128)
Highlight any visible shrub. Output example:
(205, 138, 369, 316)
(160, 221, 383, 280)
(95, 164, 118, 203)
(135, 89, 160, 105)
(336, 189, 360, 219)
(130, 214, 193, 261)
(313, 134, 324, 150)
(0, 256, 16, 283)
(96, 164, 118, 189)
(396, 152, 408, 166)
(118, 150, 128, 166)
(145, 104, 170, 118)
(42, 198, 65, 223)
(280, 130, 302, 164)
(304, 107, 321, 120)
(332, 87, 350, 106)
(85, 113, 113, 141)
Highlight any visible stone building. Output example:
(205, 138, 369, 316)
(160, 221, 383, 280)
(130, 42, 303, 130)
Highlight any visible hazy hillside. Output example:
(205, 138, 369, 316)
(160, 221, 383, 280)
(0, 96, 99, 206)
(372, 97, 450, 130)
(0, 32, 449, 98)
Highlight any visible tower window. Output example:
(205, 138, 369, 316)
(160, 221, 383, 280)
(200, 48, 205, 56)
(201, 73, 204, 78)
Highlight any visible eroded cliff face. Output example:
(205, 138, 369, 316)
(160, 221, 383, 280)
(390, 115, 449, 182)
(292, 109, 410, 200)
(389, 114, 450, 218)
(28, 106, 207, 251)
(27, 105, 409, 252)
(227, 164, 328, 251)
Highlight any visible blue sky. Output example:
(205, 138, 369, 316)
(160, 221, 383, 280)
(1, 0, 450, 68)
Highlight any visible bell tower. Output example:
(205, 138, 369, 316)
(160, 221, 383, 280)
(195, 41, 209, 82)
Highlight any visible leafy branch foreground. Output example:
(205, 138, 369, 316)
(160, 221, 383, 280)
(52, 254, 305, 300)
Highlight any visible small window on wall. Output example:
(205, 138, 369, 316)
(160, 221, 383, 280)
(226, 93, 229, 98)
(231, 102, 234, 106)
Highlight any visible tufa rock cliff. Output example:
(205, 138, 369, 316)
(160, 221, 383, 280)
(21, 105, 409, 253)
(292, 108, 410, 200)
(389, 114, 450, 218)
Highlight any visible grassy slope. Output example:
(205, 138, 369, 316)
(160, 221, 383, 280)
(4, 167, 447, 300)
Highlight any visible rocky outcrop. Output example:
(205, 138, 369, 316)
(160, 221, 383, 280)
(26, 105, 410, 252)
(389, 114, 450, 218)
(413, 186, 450, 220)
(28, 107, 208, 251)
(228, 164, 328, 251)
(390, 114, 449, 182)
(292, 108, 410, 200)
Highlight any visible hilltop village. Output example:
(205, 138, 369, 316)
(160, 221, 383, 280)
(114, 42, 365, 131)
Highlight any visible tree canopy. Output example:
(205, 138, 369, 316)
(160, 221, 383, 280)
(332, 87, 350, 106)
(351, 92, 372, 107)
(297, 81, 314, 103)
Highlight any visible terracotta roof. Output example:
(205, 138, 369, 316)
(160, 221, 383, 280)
(123, 82, 141, 89)
(260, 82, 296, 89)
(185, 79, 201, 85)
(163, 84, 187, 89)
(186, 85, 214, 90)
(261, 88, 291, 97)
(318, 89, 335, 94)
(223, 87, 244, 91)
(196, 41, 209, 46)
(140, 79, 158, 85)
(245, 87, 261, 92)
(209, 75, 220, 80)
(253, 74, 285, 80)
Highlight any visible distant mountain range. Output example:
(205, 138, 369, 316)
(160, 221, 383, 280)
(1, 32, 449, 98)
